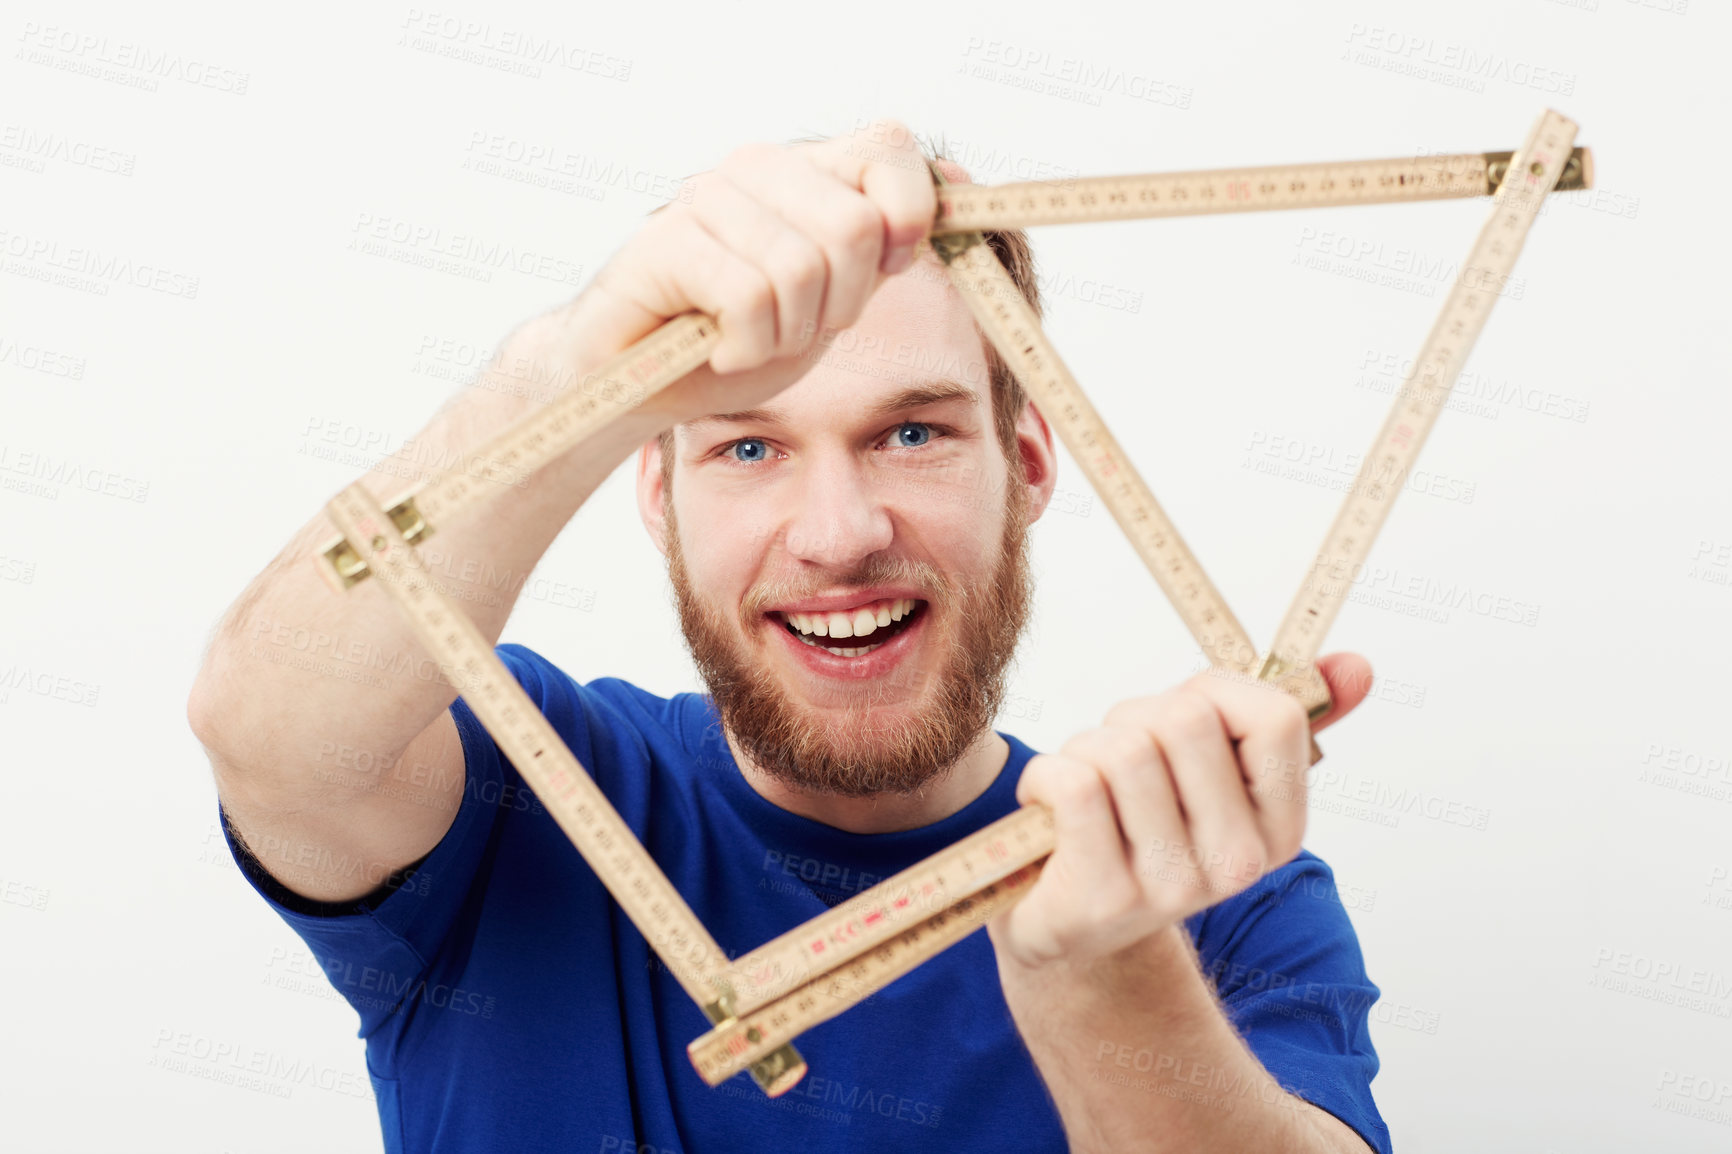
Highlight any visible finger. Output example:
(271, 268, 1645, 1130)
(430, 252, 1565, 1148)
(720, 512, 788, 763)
(647, 211, 776, 374)
(1106, 691, 1270, 895)
(686, 171, 827, 358)
(1311, 652, 1374, 734)
(1171, 670, 1311, 867)
(721, 143, 888, 333)
(799, 119, 937, 266)
(1059, 726, 1197, 915)
(1008, 752, 1143, 963)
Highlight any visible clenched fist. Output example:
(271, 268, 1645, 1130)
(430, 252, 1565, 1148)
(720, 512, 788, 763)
(989, 653, 1375, 970)
(561, 117, 942, 428)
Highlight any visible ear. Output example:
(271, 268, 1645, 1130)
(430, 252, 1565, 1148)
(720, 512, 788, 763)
(1012, 399, 1059, 523)
(636, 435, 670, 557)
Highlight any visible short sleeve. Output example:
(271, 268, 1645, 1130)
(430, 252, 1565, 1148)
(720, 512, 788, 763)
(1187, 850, 1392, 1154)
(218, 644, 589, 1042)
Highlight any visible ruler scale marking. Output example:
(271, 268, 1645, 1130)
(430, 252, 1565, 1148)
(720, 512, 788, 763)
(932, 148, 1587, 232)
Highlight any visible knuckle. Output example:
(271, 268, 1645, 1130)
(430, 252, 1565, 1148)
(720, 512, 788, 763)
(767, 233, 827, 296)
(727, 270, 774, 322)
(1159, 691, 1218, 742)
(1046, 763, 1106, 812)
(1098, 723, 1156, 770)
(823, 199, 884, 261)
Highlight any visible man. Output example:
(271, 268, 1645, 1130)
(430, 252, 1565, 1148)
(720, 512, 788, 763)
(188, 120, 1390, 1153)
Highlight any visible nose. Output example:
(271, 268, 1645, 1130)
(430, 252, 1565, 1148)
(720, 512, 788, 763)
(778, 449, 894, 569)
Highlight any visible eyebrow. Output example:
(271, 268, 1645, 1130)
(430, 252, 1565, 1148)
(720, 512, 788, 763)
(683, 380, 983, 432)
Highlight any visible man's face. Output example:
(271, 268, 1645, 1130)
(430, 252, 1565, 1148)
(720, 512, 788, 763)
(641, 253, 1050, 798)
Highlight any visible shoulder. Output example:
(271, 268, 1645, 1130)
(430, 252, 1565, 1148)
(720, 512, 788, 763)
(487, 643, 705, 774)
(493, 642, 678, 726)
(1186, 849, 1374, 996)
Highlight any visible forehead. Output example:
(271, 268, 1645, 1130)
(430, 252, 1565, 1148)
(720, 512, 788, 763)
(840, 247, 986, 362)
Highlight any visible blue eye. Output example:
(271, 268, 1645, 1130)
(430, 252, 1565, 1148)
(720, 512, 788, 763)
(730, 438, 768, 462)
(892, 422, 931, 447)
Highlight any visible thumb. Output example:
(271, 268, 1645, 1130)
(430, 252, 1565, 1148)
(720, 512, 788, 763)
(1311, 652, 1373, 735)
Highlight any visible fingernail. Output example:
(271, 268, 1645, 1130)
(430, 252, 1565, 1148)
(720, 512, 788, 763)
(882, 243, 915, 275)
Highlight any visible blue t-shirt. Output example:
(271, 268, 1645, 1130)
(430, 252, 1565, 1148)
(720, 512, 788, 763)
(221, 642, 1391, 1153)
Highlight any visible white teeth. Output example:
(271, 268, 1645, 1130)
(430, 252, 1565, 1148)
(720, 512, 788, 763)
(779, 598, 921, 638)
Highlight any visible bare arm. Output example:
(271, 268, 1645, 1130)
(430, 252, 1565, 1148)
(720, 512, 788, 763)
(987, 657, 1383, 1150)
(997, 925, 1374, 1153)
(187, 302, 673, 902)
(186, 120, 940, 904)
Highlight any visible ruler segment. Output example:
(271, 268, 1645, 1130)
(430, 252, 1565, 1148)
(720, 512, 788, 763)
(714, 806, 1055, 1016)
(322, 481, 806, 1096)
(319, 313, 721, 590)
(690, 866, 1042, 1086)
(933, 148, 1590, 232)
(931, 224, 1333, 715)
(1264, 110, 1578, 677)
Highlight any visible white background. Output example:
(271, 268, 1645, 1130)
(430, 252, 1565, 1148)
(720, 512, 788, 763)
(3, 1, 1728, 1151)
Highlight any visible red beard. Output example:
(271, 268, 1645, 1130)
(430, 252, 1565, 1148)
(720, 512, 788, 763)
(665, 474, 1034, 799)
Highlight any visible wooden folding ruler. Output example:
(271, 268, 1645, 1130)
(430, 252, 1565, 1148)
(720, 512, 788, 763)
(316, 109, 1587, 1094)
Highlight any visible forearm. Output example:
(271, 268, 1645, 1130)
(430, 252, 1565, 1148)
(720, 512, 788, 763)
(188, 294, 666, 780)
(996, 925, 1367, 1154)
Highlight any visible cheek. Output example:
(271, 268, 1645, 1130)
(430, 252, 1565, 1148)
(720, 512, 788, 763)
(921, 475, 1009, 562)
(682, 519, 764, 606)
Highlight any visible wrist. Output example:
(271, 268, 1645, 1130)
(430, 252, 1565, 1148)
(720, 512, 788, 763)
(493, 293, 671, 441)
(996, 921, 1196, 1007)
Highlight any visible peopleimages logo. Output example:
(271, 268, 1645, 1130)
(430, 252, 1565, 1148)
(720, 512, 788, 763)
(0, 227, 199, 299)
(14, 22, 251, 94)
(1341, 24, 1576, 95)
(347, 212, 584, 286)
(397, 9, 632, 81)
(956, 37, 1194, 110)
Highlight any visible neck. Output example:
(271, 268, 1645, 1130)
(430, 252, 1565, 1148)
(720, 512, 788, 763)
(726, 724, 1011, 834)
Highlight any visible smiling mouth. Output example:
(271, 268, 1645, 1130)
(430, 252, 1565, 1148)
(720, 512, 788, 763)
(769, 598, 927, 659)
